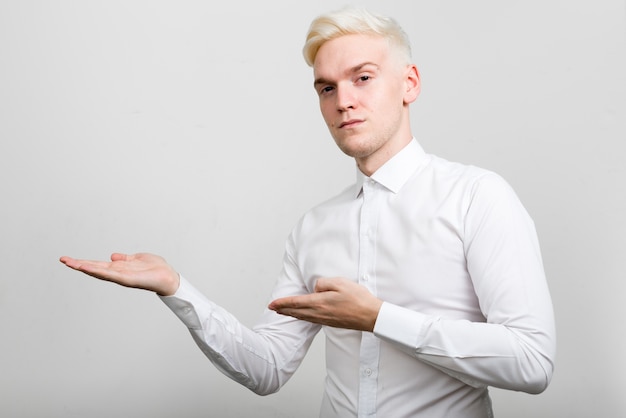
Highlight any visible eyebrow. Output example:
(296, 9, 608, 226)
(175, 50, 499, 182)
(314, 62, 380, 88)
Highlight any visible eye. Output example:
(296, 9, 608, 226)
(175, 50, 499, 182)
(359, 75, 371, 82)
(319, 85, 335, 95)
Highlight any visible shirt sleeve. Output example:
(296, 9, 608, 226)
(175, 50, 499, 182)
(159, 234, 321, 396)
(373, 172, 556, 394)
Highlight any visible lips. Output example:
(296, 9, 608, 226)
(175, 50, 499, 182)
(339, 119, 364, 129)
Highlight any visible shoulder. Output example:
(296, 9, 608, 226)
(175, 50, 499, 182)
(289, 182, 356, 239)
(425, 154, 512, 194)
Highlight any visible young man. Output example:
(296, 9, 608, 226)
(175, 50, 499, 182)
(60, 8, 556, 417)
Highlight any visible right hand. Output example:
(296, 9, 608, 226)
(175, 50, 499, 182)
(59, 252, 180, 296)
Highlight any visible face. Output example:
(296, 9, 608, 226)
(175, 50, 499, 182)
(313, 34, 420, 175)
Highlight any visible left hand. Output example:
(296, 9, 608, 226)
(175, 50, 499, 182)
(268, 277, 383, 332)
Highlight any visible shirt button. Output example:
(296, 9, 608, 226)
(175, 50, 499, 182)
(363, 274, 369, 282)
(365, 368, 372, 376)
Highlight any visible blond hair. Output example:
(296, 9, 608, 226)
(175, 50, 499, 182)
(303, 7, 412, 67)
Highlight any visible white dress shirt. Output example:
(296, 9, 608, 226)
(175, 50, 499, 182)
(160, 139, 556, 417)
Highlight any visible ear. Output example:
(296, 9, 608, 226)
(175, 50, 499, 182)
(403, 64, 421, 105)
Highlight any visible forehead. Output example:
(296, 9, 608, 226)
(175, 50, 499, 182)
(313, 34, 391, 77)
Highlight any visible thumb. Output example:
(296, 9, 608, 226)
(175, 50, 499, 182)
(110, 253, 129, 261)
(314, 277, 340, 293)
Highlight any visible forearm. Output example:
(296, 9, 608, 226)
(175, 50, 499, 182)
(373, 302, 556, 393)
(160, 276, 319, 395)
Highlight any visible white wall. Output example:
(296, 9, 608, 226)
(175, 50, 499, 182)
(1, 1, 624, 417)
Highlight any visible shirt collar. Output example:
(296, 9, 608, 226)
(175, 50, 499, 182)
(354, 138, 427, 197)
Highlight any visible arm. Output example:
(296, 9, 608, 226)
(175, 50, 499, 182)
(160, 242, 322, 395)
(404, 173, 555, 393)
(60, 246, 320, 395)
(160, 274, 320, 395)
(270, 173, 556, 393)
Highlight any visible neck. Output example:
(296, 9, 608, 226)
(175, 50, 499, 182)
(356, 134, 413, 177)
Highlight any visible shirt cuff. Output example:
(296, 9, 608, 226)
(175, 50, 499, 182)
(158, 275, 210, 330)
(373, 301, 430, 350)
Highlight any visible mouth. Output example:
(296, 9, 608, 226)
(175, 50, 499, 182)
(339, 119, 364, 129)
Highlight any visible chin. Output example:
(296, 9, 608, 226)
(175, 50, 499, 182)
(335, 138, 376, 159)
(336, 142, 362, 158)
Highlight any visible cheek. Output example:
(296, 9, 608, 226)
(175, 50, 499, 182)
(319, 102, 335, 126)
(376, 90, 404, 117)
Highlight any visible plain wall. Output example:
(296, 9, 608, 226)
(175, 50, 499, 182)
(1, 1, 624, 417)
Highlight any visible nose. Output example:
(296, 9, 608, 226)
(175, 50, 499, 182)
(336, 84, 357, 112)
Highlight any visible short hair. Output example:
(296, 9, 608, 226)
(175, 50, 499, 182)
(303, 7, 412, 67)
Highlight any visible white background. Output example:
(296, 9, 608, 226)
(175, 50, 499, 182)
(1, 1, 624, 417)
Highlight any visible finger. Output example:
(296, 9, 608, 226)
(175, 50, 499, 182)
(59, 259, 121, 285)
(59, 256, 96, 270)
(268, 294, 310, 311)
(79, 264, 127, 282)
(314, 277, 341, 293)
(110, 253, 129, 262)
(268, 297, 291, 311)
(60, 257, 112, 274)
(59, 256, 75, 266)
(78, 262, 119, 278)
(273, 307, 300, 318)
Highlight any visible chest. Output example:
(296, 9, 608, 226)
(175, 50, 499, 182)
(296, 187, 483, 320)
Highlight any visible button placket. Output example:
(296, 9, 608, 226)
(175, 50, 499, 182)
(357, 179, 382, 417)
